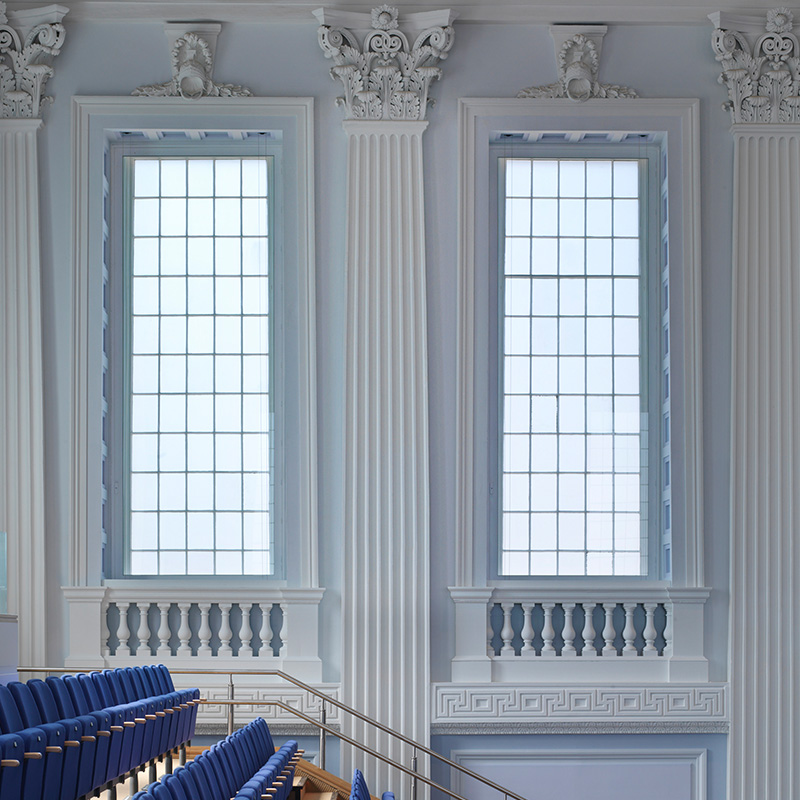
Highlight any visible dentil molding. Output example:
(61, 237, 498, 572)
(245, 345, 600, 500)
(133, 23, 252, 99)
(518, 26, 637, 102)
(314, 5, 455, 120)
(0, 1, 66, 118)
(711, 7, 800, 123)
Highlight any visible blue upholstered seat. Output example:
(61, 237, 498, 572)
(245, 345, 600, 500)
(0, 734, 25, 800)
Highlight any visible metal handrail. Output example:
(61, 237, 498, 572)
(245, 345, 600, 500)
(216, 699, 470, 800)
(19, 665, 526, 800)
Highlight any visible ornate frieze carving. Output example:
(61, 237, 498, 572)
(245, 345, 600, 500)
(432, 683, 729, 724)
(0, 2, 66, 119)
(133, 24, 252, 99)
(518, 26, 637, 102)
(711, 8, 800, 123)
(314, 5, 455, 120)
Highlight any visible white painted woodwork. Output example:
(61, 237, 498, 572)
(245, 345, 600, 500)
(177, 603, 191, 656)
(39, 0, 783, 26)
(239, 603, 253, 657)
(500, 603, 514, 655)
(541, 604, 556, 656)
(727, 123, 800, 800)
(69, 97, 318, 591)
(339, 118, 431, 796)
(157, 604, 170, 657)
(136, 603, 150, 655)
(218, 603, 233, 657)
(197, 604, 212, 656)
(0, 119, 47, 667)
(432, 683, 729, 729)
(562, 603, 576, 655)
(455, 99, 704, 590)
(63, 584, 324, 680)
(643, 604, 658, 655)
(582, 603, 598, 658)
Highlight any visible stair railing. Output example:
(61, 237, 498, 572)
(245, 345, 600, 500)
(19, 666, 527, 800)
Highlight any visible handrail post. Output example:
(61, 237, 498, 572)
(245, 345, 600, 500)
(319, 701, 326, 771)
(227, 674, 235, 736)
(411, 747, 418, 800)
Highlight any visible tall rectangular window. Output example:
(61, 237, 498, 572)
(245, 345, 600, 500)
(498, 152, 664, 577)
(124, 155, 272, 576)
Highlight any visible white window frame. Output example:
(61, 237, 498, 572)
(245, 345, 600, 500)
(70, 97, 317, 589)
(490, 143, 663, 580)
(455, 98, 703, 593)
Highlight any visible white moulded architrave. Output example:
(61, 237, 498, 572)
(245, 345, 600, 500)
(69, 96, 318, 592)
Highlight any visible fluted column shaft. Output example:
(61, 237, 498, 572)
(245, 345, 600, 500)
(342, 120, 430, 795)
(0, 118, 47, 665)
(729, 125, 800, 799)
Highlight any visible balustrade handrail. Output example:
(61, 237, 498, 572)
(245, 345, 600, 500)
(215, 698, 473, 800)
(19, 665, 527, 800)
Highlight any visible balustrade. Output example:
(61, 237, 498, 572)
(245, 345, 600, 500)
(487, 599, 668, 658)
(106, 599, 285, 659)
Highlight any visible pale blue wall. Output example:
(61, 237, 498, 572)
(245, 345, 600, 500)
(36, 15, 731, 796)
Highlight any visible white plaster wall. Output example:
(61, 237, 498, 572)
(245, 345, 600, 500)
(35, 19, 731, 687)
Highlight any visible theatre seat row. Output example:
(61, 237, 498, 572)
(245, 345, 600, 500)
(131, 717, 300, 800)
(0, 665, 199, 800)
(350, 768, 395, 800)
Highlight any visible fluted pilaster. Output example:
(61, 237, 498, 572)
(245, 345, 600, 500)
(728, 125, 800, 799)
(0, 118, 46, 665)
(0, 2, 66, 666)
(340, 119, 430, 796)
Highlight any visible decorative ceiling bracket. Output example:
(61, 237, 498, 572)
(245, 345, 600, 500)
(518, 25, 637, 102)
(132, 23, 252, 99)
(711, 8, 800, 123)
(314, 5, 456, 121)
(0, 1, 68, 119)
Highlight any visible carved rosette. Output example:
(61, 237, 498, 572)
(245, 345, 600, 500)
(712, 8, 800, 123)
(518, 30, 637, 102)
(133, 31, 252, 99)
(0, 2, 66, 118)
(316, 6, 455, 121)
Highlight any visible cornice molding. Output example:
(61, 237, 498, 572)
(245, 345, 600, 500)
(132, 22, 252, 99)
(0, 1, 782, 27)
(314, 5, 455, 121)
(0, 1, 66, 118)
(711, 7, 800, 123)
(518, 25, 637, 102)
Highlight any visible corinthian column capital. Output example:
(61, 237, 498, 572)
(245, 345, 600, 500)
(711, 7, 800, 124)
(0, 2, 67, 119)
(314, 5, 456, 121)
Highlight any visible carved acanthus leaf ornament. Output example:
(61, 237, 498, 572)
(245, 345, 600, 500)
(133, 31, 252, 99)
(518, 31, 637, 102)
(316, 6, 455, 120)
(712, 8, 800, 123)
(0, 1, 66, 118)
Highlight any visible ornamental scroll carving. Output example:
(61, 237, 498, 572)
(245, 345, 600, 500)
(712, 8, 800, 123)
(133, 27, 252, 99)
(518, 27, 637, 102)
(0, 1, 66, 118)
(315, 5, 455, 121)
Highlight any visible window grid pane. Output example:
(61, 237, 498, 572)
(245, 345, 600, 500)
(127, 157, 272, 576)
(501, 158, 646, 576)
